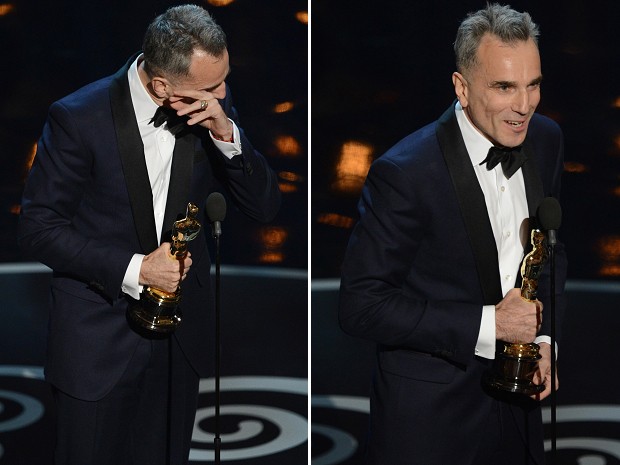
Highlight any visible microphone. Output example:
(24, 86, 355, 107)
(206, 192, 227, 238)
(536, 197, 562, 245)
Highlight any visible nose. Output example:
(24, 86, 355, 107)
(512, 88, 529, 115)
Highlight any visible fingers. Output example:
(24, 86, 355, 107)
(530, 344, 558, 401)
(532, 380, 551, 401)
(169, 88, 214, 103)
(169, 92, 230, 132)
(531, 368, 557, 401)
(174, 97, 215, 118)
(179, 255, 192, 283)
(495, 289, 542, 343)
(140, 243, 193, 293)
(170, 91, 219, 118)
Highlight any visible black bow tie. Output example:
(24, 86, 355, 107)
(149, 106, 188, 136)
(479, 145, 526, 179)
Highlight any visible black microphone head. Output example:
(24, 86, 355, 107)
(537, 197, 562, 230)
(206, 192, 227, 222)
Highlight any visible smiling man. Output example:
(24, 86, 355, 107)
(339, 4, 567, 465)
(453, 32, 543, 149)
(18, 5, 280, 465)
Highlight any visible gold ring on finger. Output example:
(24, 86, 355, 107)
(200, 100, 208, 110)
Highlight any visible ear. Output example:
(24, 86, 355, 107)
(452, 72, 469, 108)
(151, 77, 172, 99)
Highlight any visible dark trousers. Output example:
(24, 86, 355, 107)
(472, 394, 545, 465)
(52, 335, 200, 465)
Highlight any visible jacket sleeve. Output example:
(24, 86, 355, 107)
(18, 100, 134, 300)
(338, 157, 482, 367)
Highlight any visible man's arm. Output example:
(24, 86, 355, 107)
(338, 157, 483, 367)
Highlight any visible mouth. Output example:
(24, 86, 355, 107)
(505, 120, 525, 128)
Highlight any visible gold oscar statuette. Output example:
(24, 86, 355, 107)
(127, 203, 201, 334)
(486, 229, 548, 395)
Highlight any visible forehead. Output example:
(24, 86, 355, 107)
(474, 34, 540, 79)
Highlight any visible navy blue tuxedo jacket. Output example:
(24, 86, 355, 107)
(18, 55, 281, 401)
(339, 104, 567, 464)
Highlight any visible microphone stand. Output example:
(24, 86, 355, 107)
(205, 192, 226, 464)
(214, 226, 222, 465)
(548, 230, 557, 465)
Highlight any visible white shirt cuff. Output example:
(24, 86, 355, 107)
(534, 335, 558, 359)
(121, 254, 144, 300)
(475, 305, 497, 359)
(210, 119, 242, 159)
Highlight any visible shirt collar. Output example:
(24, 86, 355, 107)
(454, 101, 494, 166)
(128, 54, 160, 125)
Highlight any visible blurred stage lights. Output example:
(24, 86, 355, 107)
(564, 161, 588, 174)
(273, 101, 295, 114)
(0, 3, 14, 16)
(296, 11, 308, 25)
(205, 0, 235, 6)
(278, 183, 298, 194)
(279, 171, 303, 182)
(332, 141, 373, 193)
(597, 236, 620, 277)
(316, 213, 355, 229)
(274, 135, 302, 157)
(258, 226, 288, 264)
(24, 142, 37, 175)
(278, 170, 303, 193)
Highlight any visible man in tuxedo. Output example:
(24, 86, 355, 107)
(18, 4, 280, 465)
(339, 4, 567, 464)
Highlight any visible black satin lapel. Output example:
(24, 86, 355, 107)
(161, 133, 195, 242)
(436, 106, 503, 304)
(520, 140, 545, 222)
(109, 56, 158, 253)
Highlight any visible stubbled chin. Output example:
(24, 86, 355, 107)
(504, 134, 527, 146)
(497, 126, 528, 147)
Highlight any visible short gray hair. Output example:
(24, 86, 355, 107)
(142, 4, 227, 79)
(454, 3, 539, 75)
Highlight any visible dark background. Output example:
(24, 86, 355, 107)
(0, 1, 307, 464)
(312, 1, 620, 464)
(312, 0, 620, 280)
(1, 0, 307, 269)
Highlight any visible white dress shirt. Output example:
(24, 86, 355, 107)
(121, 55, 241, 299)
(454, 102, 548, 359)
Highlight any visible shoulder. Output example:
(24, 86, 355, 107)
(51, 54, 136, 115)
(362, 119, 446, 195)
(378, 120, 440, 169)
(52, 75, 115, 115)
(528, 112, 563, 140)
(525, 112, 564, 161)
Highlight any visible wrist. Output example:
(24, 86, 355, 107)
(212, 132, 234, 143)
(211, 122, 234, 142)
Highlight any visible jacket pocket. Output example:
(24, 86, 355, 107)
(51, 276, 110, 305)
(379, 349, 457, 384)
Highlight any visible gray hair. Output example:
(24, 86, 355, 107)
(454, 3, 539, 75)
(142, 4, 227, 79)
